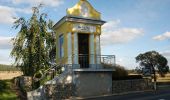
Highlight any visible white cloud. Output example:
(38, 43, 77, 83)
(0, 6, 16, 24)
(0, 36, 13, 49)
(102, 20, 120, 31)
(153, 32, 170, 41)
(15, 7, 31, 14)
(0, 0, 63, 25)
(12, 0, 64, 7)
(161, 51, 170, 66)
(116, 58, 123, 64)
(101, 20, 144, 45)
(161, 51, 170, 58)
(0, 49, 14, 65)
(0, 5, 31, 24)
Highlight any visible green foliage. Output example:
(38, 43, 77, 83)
(0, 80, 18, 100)
(112, 64, 128, 79)
(136, 51, 169, 77)
(102, 63, 115, 69)
(0, 64, 19, 71)
(102, 63, 128, 79)
(102, 64, 143, 80)
(40, 75, 51, 86)
(34, 67, 61, 86)
(11, 5, 55, 76)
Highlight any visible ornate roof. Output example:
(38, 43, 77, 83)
(67, 0, 101, 20)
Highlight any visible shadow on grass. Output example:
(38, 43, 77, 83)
(0, 80, 8, 92)
(0, 80, 18, 100)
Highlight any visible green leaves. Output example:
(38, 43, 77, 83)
(11, 6, 55, 76)
(136, 51, 169, 76)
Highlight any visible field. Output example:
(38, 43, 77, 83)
(157, 73, 170, 84)
(0, 71, 22, 80)
(0, 80, 18, 100)
(0, 64, 22, 80)
(129, 72, 170, 83)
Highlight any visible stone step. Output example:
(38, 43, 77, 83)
(27, 86, 42, 100)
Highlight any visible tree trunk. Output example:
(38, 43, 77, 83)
(152, 66, 157, 90)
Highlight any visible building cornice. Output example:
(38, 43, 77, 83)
(53, 16, 106, 29)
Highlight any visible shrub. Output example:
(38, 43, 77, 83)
(112, 65, 128, 80)
(102, 64, 143, 80)
(102, 63, 115, 69)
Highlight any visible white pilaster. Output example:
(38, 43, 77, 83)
(67, 33, 72, 64)
(96, 35, 101, 64)
(74, 33, 78, 64)
(90, 34, 95, 65)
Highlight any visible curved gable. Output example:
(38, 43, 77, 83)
(67, 0, 101, 20)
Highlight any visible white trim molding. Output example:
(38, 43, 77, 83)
(90, 34, 95, 65)
(73, 33, 78, 65)
(67, 33, 72, 64)
(96, 35, 101, 64)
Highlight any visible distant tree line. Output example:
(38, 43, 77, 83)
(0, 64, 19, 71)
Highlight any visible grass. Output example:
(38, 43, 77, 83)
(0, 80, 18, 100)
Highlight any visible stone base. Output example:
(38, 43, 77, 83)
(27, 69, 113, 99)
(73, 71, 113, 97)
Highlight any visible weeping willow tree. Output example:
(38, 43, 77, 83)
(11, 5, 55, 77)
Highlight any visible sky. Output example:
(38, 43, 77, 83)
(0, 0, 170, 69)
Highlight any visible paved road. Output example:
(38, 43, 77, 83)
(86, 89, 170, 100)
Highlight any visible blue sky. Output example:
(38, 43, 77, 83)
(0, 0, 170, 69)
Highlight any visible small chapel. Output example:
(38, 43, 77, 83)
(53, 0, 115, 97)
(27, 1, 153, 99)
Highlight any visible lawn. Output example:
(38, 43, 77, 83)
(0, 80, 18, 100)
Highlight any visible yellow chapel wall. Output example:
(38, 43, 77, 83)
(55, 21, 102, 64)
(55, 22, 72, 64)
